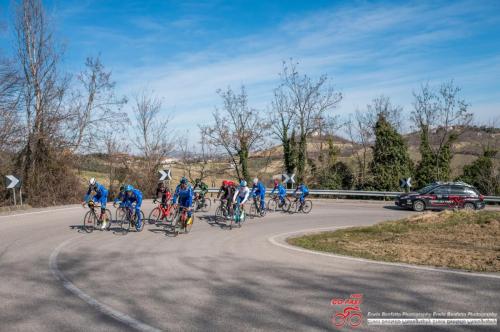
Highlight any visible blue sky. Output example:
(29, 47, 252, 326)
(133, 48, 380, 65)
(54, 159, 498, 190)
(1, 0, 499, 138)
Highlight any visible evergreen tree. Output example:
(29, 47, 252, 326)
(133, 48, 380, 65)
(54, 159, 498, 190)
(457, 148, 499, 195)
(317, 138, 354, 189)
(414, 125, 455, 188)
(370, 114, 413, 191)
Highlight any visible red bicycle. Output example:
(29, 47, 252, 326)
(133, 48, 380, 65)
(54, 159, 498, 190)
(148, 199, 175, 225)
(171, 206, 193, 236)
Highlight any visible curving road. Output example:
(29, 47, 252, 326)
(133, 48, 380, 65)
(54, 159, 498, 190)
(0, 201, 498, 331)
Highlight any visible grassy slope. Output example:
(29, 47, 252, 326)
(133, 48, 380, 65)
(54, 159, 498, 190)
(288, 210, 500, 272)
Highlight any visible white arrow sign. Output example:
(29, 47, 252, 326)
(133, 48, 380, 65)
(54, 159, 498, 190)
(281, 173, 296, 184)
(159, 169, 171, 181)
(6, 175, 20, 189)
(400, 177, 412, 189)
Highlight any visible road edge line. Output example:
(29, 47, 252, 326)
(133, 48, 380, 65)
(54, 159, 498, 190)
(268, 227, 500, 280)
(0, 206, 81, 219)
(49, 237, 163, 332)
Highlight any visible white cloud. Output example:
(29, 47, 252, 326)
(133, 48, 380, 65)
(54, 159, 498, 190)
(107, 0, 500, 143)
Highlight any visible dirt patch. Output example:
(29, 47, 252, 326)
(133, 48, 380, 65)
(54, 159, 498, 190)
(288, 211, 500, 272)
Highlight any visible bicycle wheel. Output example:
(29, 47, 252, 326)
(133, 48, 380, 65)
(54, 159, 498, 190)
(239, 208, 246, 226)
(165, 206, 175, 223)
(267, 199, 277, 212)
(289, 201, 298, 214)
(201, 198, 211, 212)
(83, 211, 95, 233)
(135, 211, 146, 232)
(302, 200, 313, 213)
(282, 197, 291, 212)
(104, 209, 113, 231)
(120, 213, 131, 233)
(148, 207, 161, 225)
(115, 207, 126, 223)
(170, 209, 180, 236)
(215, 206, 223, 223)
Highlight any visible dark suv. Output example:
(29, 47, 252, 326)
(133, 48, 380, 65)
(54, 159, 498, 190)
(395, 182, 485, 212)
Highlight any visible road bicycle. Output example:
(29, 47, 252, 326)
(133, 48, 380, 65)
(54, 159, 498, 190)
(119, 204, 145, 233)
(82, 201, 112, 233)
(215, 199, 231, 223)
(148, 199, 175, 225)
(170, 206, 194, 236)
(267, 194, 291, 213)
(249, 196, 266, 218)
(229, 202, 246, 229)
(289, 195, 313, 214)
(193, 192, 211, 212)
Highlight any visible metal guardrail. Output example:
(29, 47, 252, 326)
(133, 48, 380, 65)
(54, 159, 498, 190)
(204, 188, 500, 203)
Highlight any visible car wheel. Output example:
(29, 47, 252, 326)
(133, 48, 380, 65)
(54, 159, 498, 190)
(463, 202, 476, 211)
(413, 200, 425, 212)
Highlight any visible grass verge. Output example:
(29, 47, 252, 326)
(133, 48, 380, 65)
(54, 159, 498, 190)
(288, 210, 500, 272)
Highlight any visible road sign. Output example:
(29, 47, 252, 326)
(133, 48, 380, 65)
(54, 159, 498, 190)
(281, 173, 296, 184)
(159, 169, 171, 181)
(399, 177, 411, 189)
(6, 175, 20, 189)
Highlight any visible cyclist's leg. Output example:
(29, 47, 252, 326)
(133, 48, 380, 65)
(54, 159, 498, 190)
(161, 193, 167, 207)
(135, 197, 143, 224)
(300, 193, 305, 204)
(260, 193, 265, 210)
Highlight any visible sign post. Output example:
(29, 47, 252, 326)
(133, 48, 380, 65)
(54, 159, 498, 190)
(399, 177, 412, 193)
(6, 175, 21, 206)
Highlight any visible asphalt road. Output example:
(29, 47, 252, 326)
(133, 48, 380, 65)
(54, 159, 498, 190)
(0, 200, 498, 332)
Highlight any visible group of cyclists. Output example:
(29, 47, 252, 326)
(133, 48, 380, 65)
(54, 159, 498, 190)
(82, 175, 310, 231)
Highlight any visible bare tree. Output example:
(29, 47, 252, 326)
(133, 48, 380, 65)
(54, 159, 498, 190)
(0, 58, 21, 152)
(14, 0, 72, 201)
(344, 96, 405, 188)
(412, 81, 473, 184)
(178, 132, 215, 184)
(201, 86, 267, 181)
(67, 56, 127, 152)
(345, 111, 372, 189)
(132, 91, 173, 193)
(269, 81, 296, 176)
(279, 60, 342, 181)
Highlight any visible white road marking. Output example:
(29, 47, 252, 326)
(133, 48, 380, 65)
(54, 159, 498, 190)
(268, 226, 500, 280)
(49, 237, 163, 332)
(0, 206, 80, 218)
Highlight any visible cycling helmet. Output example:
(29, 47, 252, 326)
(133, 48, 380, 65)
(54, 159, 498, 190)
(240, 180, 247, 187)
(119, 185, 125, 192)
(125, 184, 134, 192)
(89, 178, 96, 186)
(180, 177, 188, 184)
(222, 180, 228, 186)
(253, 177, 258, 184)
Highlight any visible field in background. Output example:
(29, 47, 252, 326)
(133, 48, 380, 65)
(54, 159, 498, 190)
(288, 210, 500, 272)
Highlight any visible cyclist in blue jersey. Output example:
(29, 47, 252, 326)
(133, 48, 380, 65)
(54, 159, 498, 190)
(172, 177, 194, 218)
(82, 178, 109, 229)
(122, 185, 143, 229)
(294, 183, 309, 211)
(271, 179, 287, 207)
(251, 177, 266, 212)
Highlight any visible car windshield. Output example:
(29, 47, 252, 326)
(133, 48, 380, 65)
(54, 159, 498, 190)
(417, 184, 438, 194)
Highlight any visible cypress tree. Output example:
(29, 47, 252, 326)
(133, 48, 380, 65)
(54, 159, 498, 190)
(370, 114, 413, 191)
